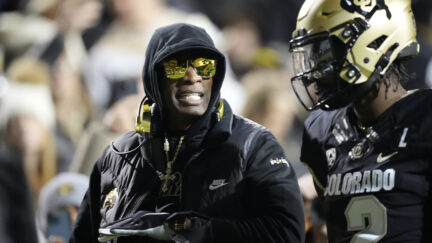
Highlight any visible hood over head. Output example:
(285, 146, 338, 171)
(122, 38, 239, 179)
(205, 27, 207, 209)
(142, 23, 226, 121)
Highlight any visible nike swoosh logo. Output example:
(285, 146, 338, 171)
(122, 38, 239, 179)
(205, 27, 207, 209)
(155, 203, 174, 213)
(377, 151, 398, 163)
(209, 183, 228, 190)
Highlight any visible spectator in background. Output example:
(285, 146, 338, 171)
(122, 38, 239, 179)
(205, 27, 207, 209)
(0, 22, 40, 242)
(0, 1, 58, 65)
(241, 68, 326, 242)
(0, 0, 102, 173)
(222, 16, 266, 78)
(33, 0, 103, 68)
(405, 0, 432, 89)
(83, 0, 244, 117)
(0, 0, 27, 12)
(37, 172, 89, 243)
(0, 148, 39, 243)
(176, 0, 302, 78)
(0, 58, 57, 202)
(69, 92, 142, 176)
(50, 51, 92, 172)
(0, 147, 37, 243)
(240, 68, 307, 177)
(182, 0, 302, 44)
(4, 113, 57, 202)
(0, 0, 103, 67)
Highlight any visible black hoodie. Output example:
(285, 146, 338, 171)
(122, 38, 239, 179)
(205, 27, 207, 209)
(142, 23, 226, 119)
(143, 23, 227, 152)
(71, 23, 305, 243)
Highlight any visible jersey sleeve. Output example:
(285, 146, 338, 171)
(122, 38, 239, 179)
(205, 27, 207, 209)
(300, 110, 333, 196)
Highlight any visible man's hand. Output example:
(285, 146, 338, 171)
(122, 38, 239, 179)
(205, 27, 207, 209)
(164, 211, 211, 243)
(98, 211, 171, 242)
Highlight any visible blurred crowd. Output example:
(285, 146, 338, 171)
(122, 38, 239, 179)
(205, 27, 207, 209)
(0, 0, 431, 242)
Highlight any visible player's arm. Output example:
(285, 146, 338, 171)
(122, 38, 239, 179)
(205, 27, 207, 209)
(299, 113, 329, 202)
(302, 162, 326, 200)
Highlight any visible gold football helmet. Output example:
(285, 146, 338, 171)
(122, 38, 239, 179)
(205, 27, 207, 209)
(289, 0, 419, 110)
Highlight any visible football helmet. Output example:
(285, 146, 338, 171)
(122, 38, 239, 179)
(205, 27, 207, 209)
(288, 0, 419, 111)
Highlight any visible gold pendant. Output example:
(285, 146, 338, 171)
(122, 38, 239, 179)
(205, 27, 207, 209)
(160, 135, 184, 194)
(159, 173, 175, 193)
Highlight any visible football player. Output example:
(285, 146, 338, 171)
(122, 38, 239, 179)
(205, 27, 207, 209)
(288, 0, 432, 242)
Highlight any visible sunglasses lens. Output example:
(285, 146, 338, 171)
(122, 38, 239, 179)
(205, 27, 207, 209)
(163, 60, 188, 79)
(162, 58, 216, 79)
(191, 58, 216, 78)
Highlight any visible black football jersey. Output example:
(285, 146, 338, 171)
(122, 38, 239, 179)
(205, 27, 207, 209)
(301, 89, 432, 242)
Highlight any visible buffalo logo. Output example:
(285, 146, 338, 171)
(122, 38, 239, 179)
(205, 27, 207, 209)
(341, 0, 391, 19)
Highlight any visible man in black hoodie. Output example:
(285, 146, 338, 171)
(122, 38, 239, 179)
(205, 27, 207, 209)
(70, 23, 304, 243)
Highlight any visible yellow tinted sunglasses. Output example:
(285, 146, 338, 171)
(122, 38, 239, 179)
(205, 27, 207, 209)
(162, 57, 216, 79)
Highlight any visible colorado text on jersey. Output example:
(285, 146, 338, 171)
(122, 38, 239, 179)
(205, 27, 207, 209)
(324, 169, 395, 196)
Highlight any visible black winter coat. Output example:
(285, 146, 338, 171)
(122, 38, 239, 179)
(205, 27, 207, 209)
(70, 100, 304, 243)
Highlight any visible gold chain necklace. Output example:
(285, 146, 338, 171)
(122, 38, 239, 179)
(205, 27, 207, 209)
(159, 134, 184, 194)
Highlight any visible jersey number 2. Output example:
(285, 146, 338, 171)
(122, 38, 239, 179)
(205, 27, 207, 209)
(344, 195, 387, 243)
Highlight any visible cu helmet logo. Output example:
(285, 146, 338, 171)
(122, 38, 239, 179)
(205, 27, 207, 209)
(341, 0, 391, 19)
